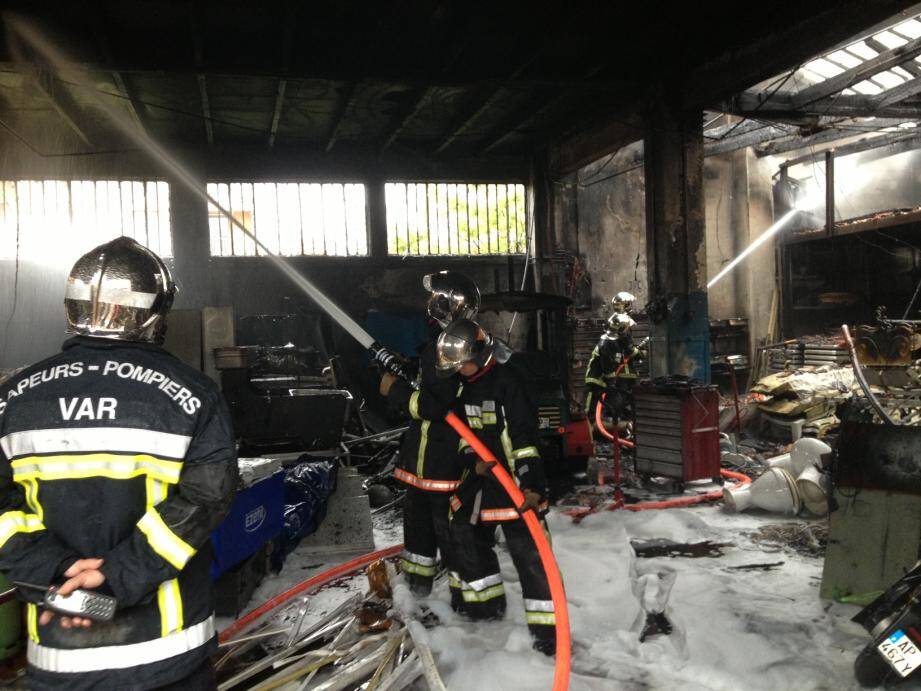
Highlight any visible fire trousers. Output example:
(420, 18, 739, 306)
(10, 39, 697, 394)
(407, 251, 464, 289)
(400, 487, 462, 604)
(450, 516, 556, 654)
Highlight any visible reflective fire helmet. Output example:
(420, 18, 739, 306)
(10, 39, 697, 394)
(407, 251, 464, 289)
(610, 291, 637, 315)
(64, 237, 176, 344)
(423, 271, 481, 327)
(435, 318, 503, 377)
(604, 312, 636, 339)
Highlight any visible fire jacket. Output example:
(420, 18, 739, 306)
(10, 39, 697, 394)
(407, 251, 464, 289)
(0, 336, 238, 691)
(584, 333, 641, 412)
(387, 341, 462, 493)
(450, 361, 548, 523)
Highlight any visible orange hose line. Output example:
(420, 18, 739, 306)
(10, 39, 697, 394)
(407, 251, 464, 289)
(444, 411, 571, 691)
(563, 468, 752, 519)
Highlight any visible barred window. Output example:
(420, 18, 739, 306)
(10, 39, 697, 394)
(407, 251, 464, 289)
(207, 182, 368, 257)
(0, 180, 171, 260)
(385, 182, 527, 256)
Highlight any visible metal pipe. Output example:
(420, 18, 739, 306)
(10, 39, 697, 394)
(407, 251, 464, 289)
(841, 324, 896, 425)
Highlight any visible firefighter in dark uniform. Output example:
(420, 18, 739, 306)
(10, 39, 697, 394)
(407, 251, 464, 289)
(435, 319, 556, 655)
(0, 237, 237, 690)
(379, 272, 480, 607)
(584, 291, 643, 424)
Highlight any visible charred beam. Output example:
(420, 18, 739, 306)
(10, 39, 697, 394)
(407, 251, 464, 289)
(793, 35, 921, 107)
(268, 80, 287, 148)
(92, 22, 146, 136)
(379, 87, 431, 154)
(779, 130, 921, 168)
(29, 67, 93, 146)
(434, 55, 537, 155)
(326, 83, 357, 152)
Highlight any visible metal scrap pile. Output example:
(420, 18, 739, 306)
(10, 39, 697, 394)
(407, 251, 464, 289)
(216, 561, 444, 691)
(748, 522, 828, 558)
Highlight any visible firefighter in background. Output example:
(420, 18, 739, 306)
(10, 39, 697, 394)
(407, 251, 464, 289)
(436, 319, 556, 655)
(379, 271, 480, 608)
(584, 291, 644, 425)
(0, 237, 237, 690)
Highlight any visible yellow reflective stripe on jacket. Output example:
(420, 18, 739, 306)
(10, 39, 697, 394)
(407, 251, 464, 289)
(417, 421, 430, 477)
(157, 578, 184, 636)
(585, 376, 606, 387)
(458, 437, 470, 452)
(511, 446, 539, 460)
(408, 391, 422, 421)
(146, 477, 170, 510)
(19, 478, 43, 520)
(11, 454, 182, 485)
(0, 510, 45, 549)
(26, 603, 39, 643)
(137, 508, 196, 570)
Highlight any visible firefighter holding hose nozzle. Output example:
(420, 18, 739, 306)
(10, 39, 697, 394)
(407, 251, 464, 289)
(584, 291, 644, 431)
(379, 271, 480, 611)
(436, 319, 557, 656)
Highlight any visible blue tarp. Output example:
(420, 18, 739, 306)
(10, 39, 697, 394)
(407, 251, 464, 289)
(280, 456, 338, 559)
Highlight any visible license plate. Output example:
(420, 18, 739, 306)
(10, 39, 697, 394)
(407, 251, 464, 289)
(878, 629, 921, 677)
(538, 417, 550, 429)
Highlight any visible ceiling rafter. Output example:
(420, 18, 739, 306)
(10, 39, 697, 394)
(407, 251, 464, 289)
(325, 83, 357, 152)
(268, 0, 296, 148)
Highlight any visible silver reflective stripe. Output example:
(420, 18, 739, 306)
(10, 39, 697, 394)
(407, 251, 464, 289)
(524, 599, 555, 613)
(28, 615, 215, 673)
(464, 404, 482, 417)
(1, 428, 192, 460)
(401, 550, 437, 567)
(468, 572, 503, 592)
(65, 281, 158, 309)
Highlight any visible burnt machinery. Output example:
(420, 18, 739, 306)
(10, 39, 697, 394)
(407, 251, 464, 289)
(216, 313, 352, 455)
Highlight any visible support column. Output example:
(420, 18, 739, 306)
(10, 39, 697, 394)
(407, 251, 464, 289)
(366, 176, 388, 259)
(644, 97, 709, 380)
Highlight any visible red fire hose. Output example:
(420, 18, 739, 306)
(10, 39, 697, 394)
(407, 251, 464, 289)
(444, 411, 571, 691)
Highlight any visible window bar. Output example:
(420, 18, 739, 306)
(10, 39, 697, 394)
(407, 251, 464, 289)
(478, 184, 489, 256)
(466, 184, 474, 255)
(468, 184, 477, 255)
(463, 184, 471, 255)
(341, 184, 350, 257)
(437, 183, 448, 256)
(504, 183, 515, 254)
(420, 184, 431, 255)
(296, 184, 305, 257)
(272, 183, 282, 256)
(427, 184, 437, 255)
(488, 183, 497, 254)
(447, 184, 457, 256)
(429, 183, 438, 255)
(404, 183, 412, 255)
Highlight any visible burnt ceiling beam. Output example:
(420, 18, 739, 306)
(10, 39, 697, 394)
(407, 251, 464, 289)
(27, 67, 93, 147)
(780, 130, 921, 168)
(92, 22, 147, 136)
(325, 83, 357, 152)
(433, 56, 537, 155)
(268, 1, 296, 148)
(478, 66, 607, 156)
(877, 75, 921, 108)
(268, 80, 287, 148)
(757, 126, 872, 156)
(0, 60, 626, 92)
(685, 0, 909, 109)
(191, 5, 213, 146)
(792, 34, 921, 108)
(728, 91, 921, 119)
(379, 87, 431, 154)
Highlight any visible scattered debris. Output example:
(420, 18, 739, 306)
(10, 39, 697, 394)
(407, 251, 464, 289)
(749, 522, 828, 557)
(725, 562, 786, 572)
(631, 539, 729, 559)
